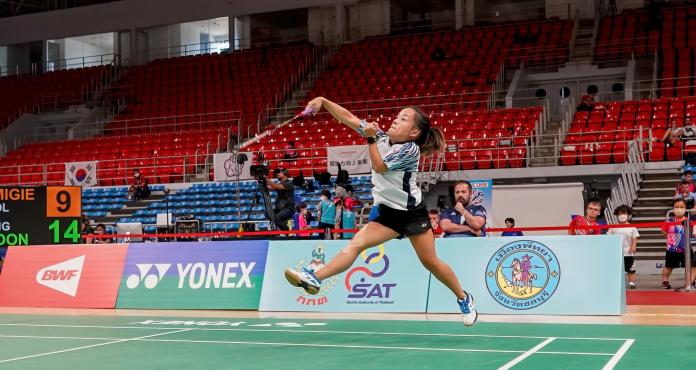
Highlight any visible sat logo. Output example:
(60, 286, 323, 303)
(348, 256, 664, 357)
(344, 245, 396, 302)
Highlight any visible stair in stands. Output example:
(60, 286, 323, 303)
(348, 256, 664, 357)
(570, 18, 595, 63)
(632, 170, 682, 270)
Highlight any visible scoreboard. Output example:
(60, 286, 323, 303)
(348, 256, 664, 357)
(0, 186, 82, 247)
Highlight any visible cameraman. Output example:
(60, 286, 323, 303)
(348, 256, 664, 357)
(267, 168, 296, 230)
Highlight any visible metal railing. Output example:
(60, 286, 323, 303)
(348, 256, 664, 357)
(0, 133, 229, 186)
(604, 139, 645, 224)
(0, 65, 115, 130)
(255, 46, 322, 134)
(46, 53, 118, 72)
(8, 111, 241, 150)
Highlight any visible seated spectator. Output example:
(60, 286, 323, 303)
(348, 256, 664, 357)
(577, 86, 606, 112)
(283, 141, 298, 160)
(439, 181, 487, 237)
(93, 224, 112, 244)
(660, 120, 683, 146)
(429, 210, 444, 238)
(676, 171, 696, 194)
(568, 201, 602, 235)
(501, 217, 524, 236)
(674, 181, 696, 209)
(127, 169, 150, 201)
(80, 213, 93, 244)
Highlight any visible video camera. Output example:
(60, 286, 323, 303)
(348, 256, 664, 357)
(250, 164, 270, 180)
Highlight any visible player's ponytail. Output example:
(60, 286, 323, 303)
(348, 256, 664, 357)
(409, 106, 445, 156)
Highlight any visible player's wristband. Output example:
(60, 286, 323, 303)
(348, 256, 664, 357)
(367, 137, 377, 144)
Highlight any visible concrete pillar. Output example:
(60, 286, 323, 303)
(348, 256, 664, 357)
(335, 4, 344, 45)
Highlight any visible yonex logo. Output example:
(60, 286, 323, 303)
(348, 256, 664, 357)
(35, 255, 85, 297)
(125, 262, 256, 290)
(126, 263, 172, 289)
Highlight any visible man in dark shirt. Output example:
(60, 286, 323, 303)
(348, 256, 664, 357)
(267, 168, 295, 231)
(439, 181, 487, 237)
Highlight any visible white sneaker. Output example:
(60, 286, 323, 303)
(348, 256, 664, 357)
(457, 291, 478, 327)
(284, 267, 321, 295)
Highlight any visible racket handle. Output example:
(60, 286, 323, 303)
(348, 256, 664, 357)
(300, 106, 317, 117)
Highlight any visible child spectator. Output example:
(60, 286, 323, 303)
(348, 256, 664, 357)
(317, 189, 336, 239)
(660, 199, 696, 289)
(501, 217, 523, 236)
(429, 210, 444, 238)
(607, 206, 639, 289)
(296, 203, 315, 238)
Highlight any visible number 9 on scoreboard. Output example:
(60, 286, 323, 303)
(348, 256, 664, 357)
(46, 187, 81, 218)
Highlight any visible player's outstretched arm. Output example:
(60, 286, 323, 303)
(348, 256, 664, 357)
(305, 97, 362, 132)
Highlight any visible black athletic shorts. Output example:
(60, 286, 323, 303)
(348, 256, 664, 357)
(623, 256, 636, 274)
(664, 250, 696, 269)
(372, 203, 431, 238)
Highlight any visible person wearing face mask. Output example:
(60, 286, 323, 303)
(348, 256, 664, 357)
(607, 205, 639, 289)
(569, 200, 603, 235)
(439, 181, 487, 238)
(660, 199, 696, 290)
(317, 189, 336, 239)
(127, 169, 150, 201)
(93, 224, 112, 244)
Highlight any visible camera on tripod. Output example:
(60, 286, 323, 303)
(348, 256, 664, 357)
(250, 164, 270, 183)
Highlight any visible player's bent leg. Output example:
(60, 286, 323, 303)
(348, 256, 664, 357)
(284, 221, 398, 295)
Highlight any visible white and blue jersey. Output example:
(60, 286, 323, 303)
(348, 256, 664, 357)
(358, 120, 421, 211)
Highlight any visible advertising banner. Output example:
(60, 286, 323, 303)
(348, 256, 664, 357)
(259, 240, 430, 312)
(116, 241, 268, 309)
(327, 145, 371, 175)
(426, 236, 625, 315)
(0, 245, 127, 308)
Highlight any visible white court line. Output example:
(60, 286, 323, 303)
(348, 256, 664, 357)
(0, 329, 190, 364)
(0, 323, 632, 341)
(0, 334, 615, 356)
(498, 337, 556, 370)
(601, 339, 635, 370)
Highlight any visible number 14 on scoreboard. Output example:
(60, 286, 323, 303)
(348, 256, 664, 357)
(46, 187, 82, 244)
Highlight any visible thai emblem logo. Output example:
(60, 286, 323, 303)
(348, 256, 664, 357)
(344, 245, 396, 303)
(294, 244, 337, 306)
(485, 240, 561, 310)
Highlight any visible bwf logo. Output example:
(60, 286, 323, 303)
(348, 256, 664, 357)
(125, 262, 256, 290)
(35, 255, 85, 297)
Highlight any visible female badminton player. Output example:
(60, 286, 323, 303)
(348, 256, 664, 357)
(284, 96, 477, 326)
